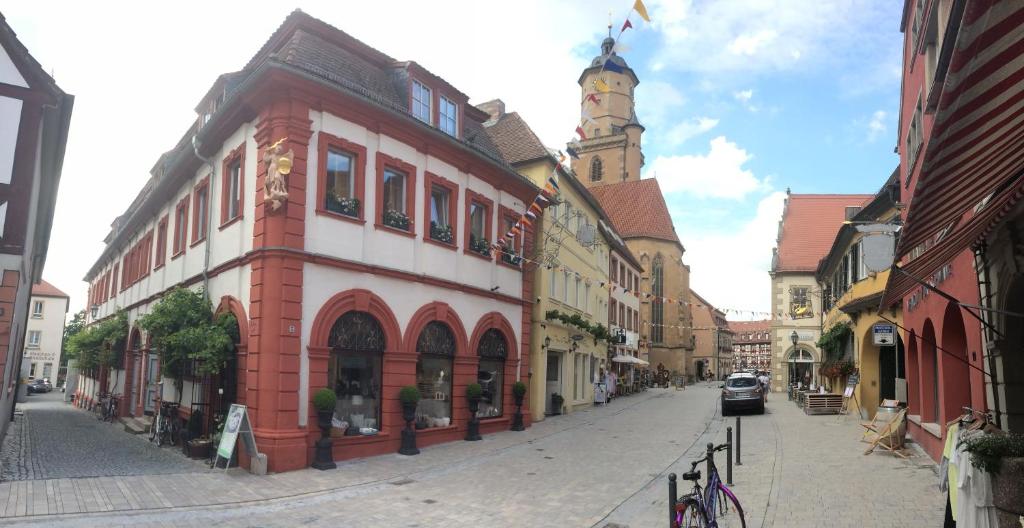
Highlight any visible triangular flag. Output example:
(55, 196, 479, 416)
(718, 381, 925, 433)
(621, 19, 633, 32)
(575, 125, 588, 140)
(604, 58, 626, 74)
(581, 107, 597, 126)
(585, 93, 601, 105)
(594, 78, 611, 93)
(566, 146, 580, 160)
(633, 0, 651, 22)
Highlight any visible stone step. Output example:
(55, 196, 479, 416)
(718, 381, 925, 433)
(121, 417, 150, 435)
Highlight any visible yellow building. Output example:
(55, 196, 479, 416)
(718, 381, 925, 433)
(690, 290, 733, 380)
(815, 171, 904, 418)
(482, 102, 621, 421)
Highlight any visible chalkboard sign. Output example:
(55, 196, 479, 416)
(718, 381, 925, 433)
(846, 372, 860, 387)
(215, 404, 259, 469)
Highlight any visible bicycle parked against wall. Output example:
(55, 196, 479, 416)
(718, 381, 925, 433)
(674, 443, 746, 528)
(150, 400, 181, 447)
(96, 392, 119, 422)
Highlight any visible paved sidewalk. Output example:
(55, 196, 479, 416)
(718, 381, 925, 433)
(0, 386, 945, 527)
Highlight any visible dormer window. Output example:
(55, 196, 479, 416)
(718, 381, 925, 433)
(412, 80, 432, 124)
(439, 96, 458, 137)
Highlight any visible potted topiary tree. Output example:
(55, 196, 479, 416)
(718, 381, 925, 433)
(398, 386, 420, 455)
(551, 393, 564, 416)
(964, 433, 1024, 525)
(511, 381, 527, 431)
(465, 383, 483, 441)
(311, 388, 337, 470)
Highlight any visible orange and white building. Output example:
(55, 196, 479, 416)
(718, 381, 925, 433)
(79, 11, 538, 472)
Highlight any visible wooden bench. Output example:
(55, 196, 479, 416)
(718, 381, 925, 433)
(804, 393, 844, 415)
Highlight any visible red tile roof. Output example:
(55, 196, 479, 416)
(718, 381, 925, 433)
(589, 179, 681, 246)
(32, 280, 69, 298)
(728, 320, 771, 333)
(773, 194, 872, 273)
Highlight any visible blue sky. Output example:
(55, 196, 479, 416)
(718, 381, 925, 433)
(4, 0, 904, 317)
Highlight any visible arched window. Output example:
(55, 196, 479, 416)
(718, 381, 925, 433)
(787, 348, 816, 388)
(416, 322, 455, 428)
(651, 256, 664, 343)
(477, 329, 507, 418)
(328, 311, 385, 434)
(590, 156, 604, 182)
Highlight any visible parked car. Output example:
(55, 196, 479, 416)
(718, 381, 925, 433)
(27, 378, 52, 394)
(721, 373, 764, 415)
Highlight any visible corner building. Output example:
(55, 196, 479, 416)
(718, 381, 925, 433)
(80, 11, 537, 472)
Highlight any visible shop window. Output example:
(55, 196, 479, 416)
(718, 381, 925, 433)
(327, 311, 384, 435)
(415, 322, 455, 429)
(477, 329, 507, 418)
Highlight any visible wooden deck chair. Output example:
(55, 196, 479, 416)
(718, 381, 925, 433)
(859, 400, 902, 442)
(863, 409, 908, 458)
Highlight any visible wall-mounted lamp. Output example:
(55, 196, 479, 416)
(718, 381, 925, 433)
(90, 304, 99, 319)
(542, 336, 551, 349)
(790, 330, 799, 346)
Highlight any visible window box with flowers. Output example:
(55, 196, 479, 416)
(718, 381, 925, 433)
(383, 209, 410, 231)
(470, 234, 491, 257)
(327, 193, 360, 218)
(500, 247, 521, 266)
(430, 222, 453, 243)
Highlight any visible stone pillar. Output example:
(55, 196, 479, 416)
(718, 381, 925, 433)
(248, 94, 312, 472)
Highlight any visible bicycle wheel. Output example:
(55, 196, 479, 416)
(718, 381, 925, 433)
(675, 497, 709, 528)
(149, 421, 158, 442)
(716, 483, 746, 528)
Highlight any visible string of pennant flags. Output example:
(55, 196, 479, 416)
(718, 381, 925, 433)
(489, 1, 801, 323)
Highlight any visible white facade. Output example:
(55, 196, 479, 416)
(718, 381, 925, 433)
(23, 290, 68, 381)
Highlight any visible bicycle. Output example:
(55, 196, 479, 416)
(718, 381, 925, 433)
(149, 400, 181, 447)
(100, 394, 120, 422)
(674, 443, 746, 528)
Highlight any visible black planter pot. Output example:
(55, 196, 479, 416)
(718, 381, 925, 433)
(466, 397, 482, 441)
(399, 402, 419, 455)
(511, 392, 525, 431)
(312, 409, 336, 470)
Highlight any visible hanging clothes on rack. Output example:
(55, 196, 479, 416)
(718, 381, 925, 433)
(940, 421, 959, 526)
(955, 428, 1000, 528)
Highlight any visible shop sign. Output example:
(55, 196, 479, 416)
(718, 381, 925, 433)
(215, 404, 259, 466)
(907, 263, 953, 312)
(872, 324, 895, 346)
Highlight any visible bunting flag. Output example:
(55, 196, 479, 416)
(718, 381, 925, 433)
(594, 78, 611, 93)
(621, 19, 633, 32)
(603, 58, 626, 74)
(581, 107, 597, 126)
(633, 0, 651, 22)
(535, 194, 550, 206)
(546, 173, 561, 192)
(566, 146, 580, 160)
(575, 125, 587, 140)
(585, 93, 601, 105)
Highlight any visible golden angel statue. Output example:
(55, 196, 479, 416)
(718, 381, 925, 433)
(264, 137, 293, 211)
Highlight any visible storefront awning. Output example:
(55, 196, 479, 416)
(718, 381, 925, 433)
(883, 1, 1024, 307)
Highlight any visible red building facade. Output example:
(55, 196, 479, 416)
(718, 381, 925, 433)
(79, 11, 538, 472)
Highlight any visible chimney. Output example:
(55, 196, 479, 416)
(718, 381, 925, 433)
(476, 99, 505, 123)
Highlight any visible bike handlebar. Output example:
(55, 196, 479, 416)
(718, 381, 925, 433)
(688, 443, 730, 468)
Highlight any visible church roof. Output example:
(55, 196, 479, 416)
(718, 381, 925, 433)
(589, 179, 681, 247)
(578, 37, 639, 86)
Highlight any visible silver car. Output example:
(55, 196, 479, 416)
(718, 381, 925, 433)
(721, 373, 764, 415)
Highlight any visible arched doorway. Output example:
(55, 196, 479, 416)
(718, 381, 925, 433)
(787, 348, 816, 388)
(476, 329, 507, 418)
(327, 311, 385, 435)
(941, 302, 971, 425)
(415, 322, 456, 429)
(1003, 275, 1024, 432)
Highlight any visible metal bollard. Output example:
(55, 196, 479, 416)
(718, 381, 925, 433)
(736, 415, 742, 465)
(726, 426, 733, 486)
(668, 473, 678, 528)
(706, 442, 715, 487)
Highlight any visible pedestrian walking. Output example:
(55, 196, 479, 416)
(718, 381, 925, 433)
(757, 371, 770, 401)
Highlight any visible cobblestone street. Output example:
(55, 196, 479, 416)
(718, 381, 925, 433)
(0, 386, 944, 527)
(0, 392, 206, 482)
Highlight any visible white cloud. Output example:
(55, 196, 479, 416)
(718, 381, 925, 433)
(646, 136, 766, 199)
(635, 80, 686, 130)
(681, 191, 788, 318)
(727, 30, 778, 56)
(733, 89, 753, 102)
(867, 110, 887, 142)
(665, 117, 719, 146)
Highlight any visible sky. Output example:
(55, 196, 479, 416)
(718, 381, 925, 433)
(5, 0, 903, 320)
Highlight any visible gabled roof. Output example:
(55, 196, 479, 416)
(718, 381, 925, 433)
(689, 289, 724, 318)
(772, 194, 872, 274)
(728, 320, 772, 333)
(483, 111, 550, 165)
(588, 179, 681, 247)
(32, 280, 68, 299)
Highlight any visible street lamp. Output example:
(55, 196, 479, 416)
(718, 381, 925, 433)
(790, 330, 798, 346)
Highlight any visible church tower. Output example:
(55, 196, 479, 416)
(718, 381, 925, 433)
(570, 34, 645, 188)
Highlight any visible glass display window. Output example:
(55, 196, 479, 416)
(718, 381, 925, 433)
(415, 322, 456, 429)
(477, 329, 507, 418)
(327, 311, 385, 436)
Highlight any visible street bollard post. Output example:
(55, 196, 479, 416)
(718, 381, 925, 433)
(706, 442, 715, 487)
(668, 473, 678, 528)
(736, 415, 742, 465)
(726, 426, 733, 486)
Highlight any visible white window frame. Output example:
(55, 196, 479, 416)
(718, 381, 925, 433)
(227, 160, 242, 220)
(412, 80, 432, 124)
(439, 96, 458, 137)
(27, 330, 40, 348)
(31, 300, 43, 318)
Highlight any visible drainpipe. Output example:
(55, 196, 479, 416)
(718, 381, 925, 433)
(974, 243, 1002, 429)
(191, 136, 216, 301)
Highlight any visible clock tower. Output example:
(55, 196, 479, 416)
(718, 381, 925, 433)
(570, 36, 645, 188)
